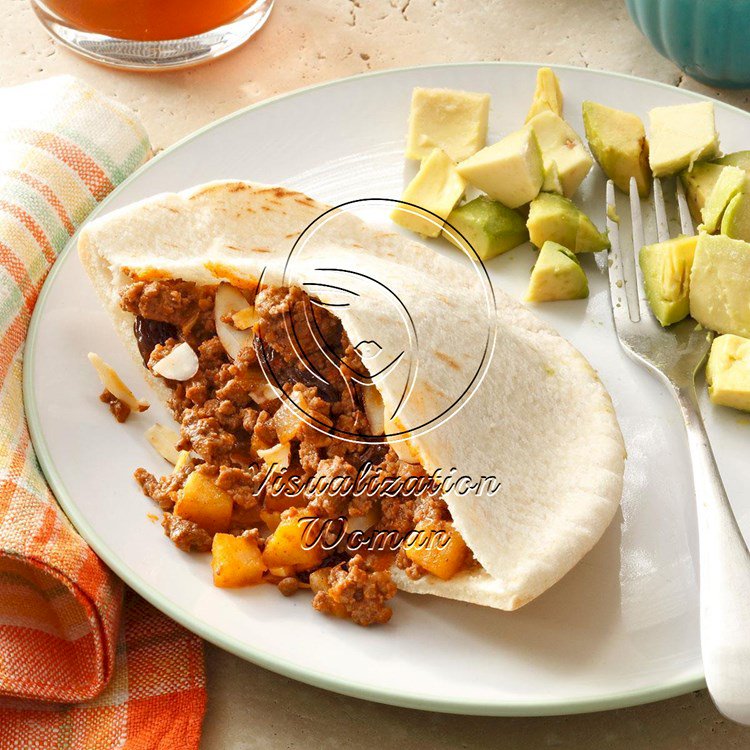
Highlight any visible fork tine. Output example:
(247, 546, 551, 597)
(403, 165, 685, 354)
(653, 177, 670, 243)
(605, 180, 634, 332)
(676, 178, 695, 236)
(626, 176, 643, 322)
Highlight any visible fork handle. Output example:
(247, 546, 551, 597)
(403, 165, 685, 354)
(676, 382, 750, 724)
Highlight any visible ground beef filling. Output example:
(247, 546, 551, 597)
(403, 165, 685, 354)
(100, 389, 130, 423)
(123, 278, 459, 625)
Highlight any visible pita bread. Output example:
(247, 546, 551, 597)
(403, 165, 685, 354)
(79, 180, 625, 611)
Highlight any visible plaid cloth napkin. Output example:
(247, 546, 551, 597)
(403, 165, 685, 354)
(0, 76, 206, 749)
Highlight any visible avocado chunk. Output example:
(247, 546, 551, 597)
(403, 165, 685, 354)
(542, 160, 563, 194)
(526, 67, 563, 122)
(527, 192, 609, 253)
(457, 127, 544, 208)
(582, 101, 651, 197)
(443, 196, 528, 260)
(699, 165, 745, 233)
(526, 111, 593, 198)
(648, 102, 719, 177)
(706, 334, 750, 412)
(680, 162, 725, 224)
(525, 241, 589, 302)
(690, 234, 750, 337)
(714, 151, 750, 170)
(406, 87, 491, 162)
(639, 235, 697, 326)
(721, 191, 750, 241)
(391, 148, 466, 237)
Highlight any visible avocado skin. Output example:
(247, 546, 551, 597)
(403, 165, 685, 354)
(527, 192, 609, 253)
(444, 196, 528, 260)
(525, 240, 589, 302)
(639, 235, 697, 327)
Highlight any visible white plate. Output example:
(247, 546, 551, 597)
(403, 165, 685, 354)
(24, 63, 750, 716)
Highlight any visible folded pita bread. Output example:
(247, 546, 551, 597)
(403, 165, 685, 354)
(79, 180, 625, 611)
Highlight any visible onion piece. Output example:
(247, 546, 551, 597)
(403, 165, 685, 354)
(88, 352, 149, 413)
(214, 282, 255, 361)
(152, 342, 199, 381)
(257, 443, 291, 473)
(145, 423, 181, 464)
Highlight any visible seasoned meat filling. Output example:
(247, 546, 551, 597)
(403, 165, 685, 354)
(100, 389, 130, 423)
(122, 277, 464, 625)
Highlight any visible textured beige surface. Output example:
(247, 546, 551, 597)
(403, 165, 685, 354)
(4, 0, 750, 745)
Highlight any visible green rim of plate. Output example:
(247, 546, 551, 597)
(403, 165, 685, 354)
(23, 61, 710, 716)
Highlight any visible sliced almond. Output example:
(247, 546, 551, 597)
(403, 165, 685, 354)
(248, 382, 279, 405)
(145, 423, 181, 464)
(346, 507, 379, 534)
(88, 352, 149, 413)
(231, 306, 259, 331)
(152, 342, 199, 381)
(362, 385, 385, 435)
(215, 282, 255, 361)
(257, 443, 291, 473)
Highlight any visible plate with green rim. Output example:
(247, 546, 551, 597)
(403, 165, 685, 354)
(24, 63, 750, 716)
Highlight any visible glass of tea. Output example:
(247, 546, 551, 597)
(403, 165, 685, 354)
(31, 0, 274, 70)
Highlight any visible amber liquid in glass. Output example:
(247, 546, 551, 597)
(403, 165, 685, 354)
(44, 0, 254, 41)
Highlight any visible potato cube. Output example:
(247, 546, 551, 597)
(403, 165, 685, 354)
(262, 510, 326, 571)
(211, 533, 266, 588)
(403, 521, 468, 580)
(174, 470, 233, 534)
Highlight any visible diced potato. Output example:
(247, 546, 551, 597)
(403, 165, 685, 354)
(403, 521, 468, 580)
(174, 470, 233, 534)
(262, 510, 326, 571)
(268, 565, 296, 579)
(211, 533, 266, 588)
(259, 509, 282, 531)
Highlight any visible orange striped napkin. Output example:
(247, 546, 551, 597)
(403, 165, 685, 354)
(0, 76, 205, 749)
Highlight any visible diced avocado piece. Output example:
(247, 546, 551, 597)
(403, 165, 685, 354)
(542, 160, 563, 194)
(457, 127, 544, 208)
(443, 196, 528, 261)
(405, 87, 491, 162)
(391, 148, 466, 237)
(582, 101, 651, 197)
(639, 235, 697, 326)
(714, 151, 750, 170)
(721, 191, 750, 241)
(699, 165, 746, 234)
(525, 241, 588, 302)
(706, 334, 750, 412)
(680, 161, 725, 225)
(527, 192, 609, 253)
(525, 67, 563, 122)
(690, 234, 750, 337)
(648, 102, 719, 177)
(526, 111, 593, 198)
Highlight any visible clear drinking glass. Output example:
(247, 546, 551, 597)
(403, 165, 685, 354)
(30, 0, 274, 70)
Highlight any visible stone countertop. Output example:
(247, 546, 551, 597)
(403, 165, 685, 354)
(4, 0, 750, 746)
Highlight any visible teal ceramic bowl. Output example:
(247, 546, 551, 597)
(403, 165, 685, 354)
(627, 0, 750, 88)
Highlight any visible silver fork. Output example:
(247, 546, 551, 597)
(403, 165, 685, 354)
(606, 176, 750, 723)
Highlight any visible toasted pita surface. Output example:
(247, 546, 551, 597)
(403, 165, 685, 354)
(79, 180, 625, 611)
